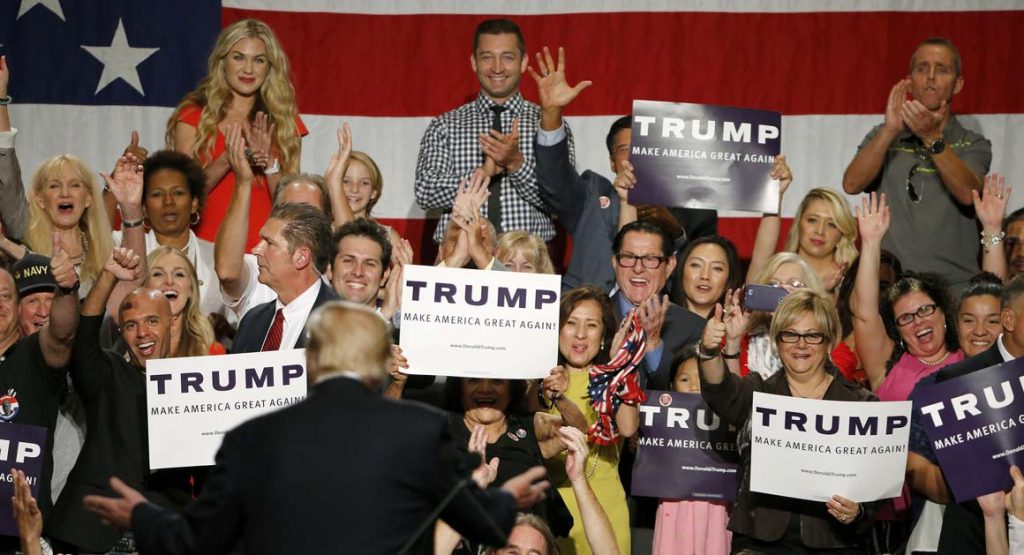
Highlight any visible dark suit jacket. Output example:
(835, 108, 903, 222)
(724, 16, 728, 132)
(535, 135, 717, 292)
(231, 280, 339, 353)
(131, 377, 517, 555)
(932, 343, 1005, 555)
(609, 291, 704, 391)
(49, 315, 157, 551)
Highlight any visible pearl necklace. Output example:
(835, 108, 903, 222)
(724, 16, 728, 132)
(916, 351, 952, 367)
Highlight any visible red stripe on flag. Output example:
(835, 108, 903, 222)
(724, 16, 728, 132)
(224, 9, 1022, 117)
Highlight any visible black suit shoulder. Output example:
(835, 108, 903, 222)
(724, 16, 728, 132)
(936, 345, 1002, 383)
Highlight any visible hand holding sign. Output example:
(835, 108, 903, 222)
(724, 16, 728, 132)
(613, 160, 636, 203)
(826, 494, 861, 525)
(528, 46, 592, 112)
(1007, 465, 1024, 521)
(50, 232, 79, 290)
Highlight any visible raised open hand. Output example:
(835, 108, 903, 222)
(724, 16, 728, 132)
(974, 173, 1012, 230)
(638, 294, 670, 349)
(100, 153, 144, 214)
(527, 46, 593, 112)
(11, 469, 41, 544)
(452, 171, 490, 227)
(855, 192, 890, 244)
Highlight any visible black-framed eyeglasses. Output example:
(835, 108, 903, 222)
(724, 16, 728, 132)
(906, 164, 922, 204)
(895, 303, 937, 327)
(614, 253, 667, 269)
(777, 331, 828, 345)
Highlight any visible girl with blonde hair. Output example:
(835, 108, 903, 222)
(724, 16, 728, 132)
(167, 18, 307, 250)
(25, 155, 113, 293)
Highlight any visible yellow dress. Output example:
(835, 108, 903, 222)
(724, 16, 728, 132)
(547, 369, 631, 555)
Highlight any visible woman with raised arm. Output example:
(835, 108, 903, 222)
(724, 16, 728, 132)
(168, 18, 307, 250)
(746, 163, 857, 296)
(700, 289, 877, 552)
(852, 192, 963, 397)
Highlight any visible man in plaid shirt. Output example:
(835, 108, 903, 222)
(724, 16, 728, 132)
(415, 18, 574, 244)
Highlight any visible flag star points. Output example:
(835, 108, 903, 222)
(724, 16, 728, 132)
(81, 19, 159, 96)
(17, 0, 65, 21)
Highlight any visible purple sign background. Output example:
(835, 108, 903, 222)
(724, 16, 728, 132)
(0, 423, 47, 536)
(631, 391, 738, 501)
(911, 357, 1024, 502)
(628, 100, 782, 213)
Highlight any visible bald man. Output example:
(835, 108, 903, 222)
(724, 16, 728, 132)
(48, 248, 177, 553)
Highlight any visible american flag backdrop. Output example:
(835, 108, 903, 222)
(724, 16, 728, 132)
(3, 0, 1023, 262)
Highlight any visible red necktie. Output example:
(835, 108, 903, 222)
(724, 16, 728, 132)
(261, 308, 285, 351)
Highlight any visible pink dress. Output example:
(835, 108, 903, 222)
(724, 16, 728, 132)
(875, 351, 964, 402)
(653, 499, 731, 555)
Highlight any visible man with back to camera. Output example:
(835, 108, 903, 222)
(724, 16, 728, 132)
(82, 301, 551, 555)
(843, 37, 992, 291)
(415, 18, 574, 244)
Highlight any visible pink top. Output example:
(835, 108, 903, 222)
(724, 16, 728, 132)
(876, 350, 965, 402)
(654, 499, 731, 555)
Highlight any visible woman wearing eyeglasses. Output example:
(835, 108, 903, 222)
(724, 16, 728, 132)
(700, 289, 877, 553)
(720, 252, 859, 380)
(852, 192, 963, 398)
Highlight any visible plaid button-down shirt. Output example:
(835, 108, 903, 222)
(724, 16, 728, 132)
(415, 92, 575, 243)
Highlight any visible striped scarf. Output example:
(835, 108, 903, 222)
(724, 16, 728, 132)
(587, 312, 648, 445)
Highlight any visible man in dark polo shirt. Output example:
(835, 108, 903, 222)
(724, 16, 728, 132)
(0, 246, 80, 549)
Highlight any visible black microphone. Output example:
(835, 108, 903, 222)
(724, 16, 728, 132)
(397, 451, 508, 554)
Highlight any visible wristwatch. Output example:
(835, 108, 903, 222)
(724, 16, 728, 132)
(697, 343, 722, 361)
(927, 136, 946, 155)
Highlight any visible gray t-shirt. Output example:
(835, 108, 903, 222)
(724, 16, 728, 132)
(858, 116, 992, 289)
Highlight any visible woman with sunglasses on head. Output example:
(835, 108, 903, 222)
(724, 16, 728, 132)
(700, 289, 877, 553)
(720, 252, 859, 381)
